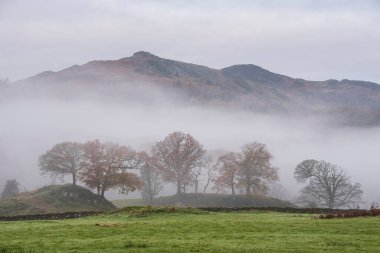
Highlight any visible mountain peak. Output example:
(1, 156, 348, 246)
(132, 51, 159, 59)
(222, 64, 287, 84)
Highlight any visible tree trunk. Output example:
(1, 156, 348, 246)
(203, 177, 210, 194)
(100, 178, 107, 197)
(230, 178, 236, 196)
(150, 195, 153, 205)
(72, 173, 76, 186)
(246, 185, 251, 195)
(328, 197, 335, 209)
(176, 180, 182, 194)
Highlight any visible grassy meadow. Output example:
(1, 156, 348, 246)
(0, 207, 379, 253)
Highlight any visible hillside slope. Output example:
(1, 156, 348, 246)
(0, 184, 116, 216)
(5, 51, 380, 125)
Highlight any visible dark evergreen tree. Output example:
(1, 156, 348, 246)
(1, 179, 20, 198)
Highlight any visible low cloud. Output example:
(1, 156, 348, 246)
(0, 89, 379, 206)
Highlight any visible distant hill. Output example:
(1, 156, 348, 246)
(5, 51, 380, 125)
(0, 184, 116, 216)
(112, 193, 295, 208)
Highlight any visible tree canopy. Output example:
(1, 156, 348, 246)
(81, 140, 143, 197)
(213, 142, 278, 195)
(139, 152, 163, 204)
(294, 159, 362, 208)
(213, 152, 240, 195)
(39, 142, 84, 185)
(152, 132, 205, 194)
(39, 140, 143, 197)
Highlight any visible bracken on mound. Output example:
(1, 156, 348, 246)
(0, 184, 116, 216)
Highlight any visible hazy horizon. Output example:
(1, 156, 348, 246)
(1, 94, 379, 207)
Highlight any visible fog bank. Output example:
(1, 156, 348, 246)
(0, 98, 379, 207)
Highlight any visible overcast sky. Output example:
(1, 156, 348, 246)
(1, 0, 380, 83)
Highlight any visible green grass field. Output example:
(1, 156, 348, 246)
(0, 208, 379, 252)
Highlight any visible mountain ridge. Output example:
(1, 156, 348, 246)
(5, 51, 380, 125)
(18, 51, 379, 86)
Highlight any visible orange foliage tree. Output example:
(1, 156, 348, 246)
(237, 142, 278, 195)
(213, 142, 278, 196)
(81, 140, 143, 197)
(213, 152, 240, 195)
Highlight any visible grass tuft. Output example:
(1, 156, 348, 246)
(124, 241, 149, 248)
(114, 206, 206, 217)
(0, 246, 34, 253)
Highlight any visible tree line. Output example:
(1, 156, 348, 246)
(38, 131, 363, 208)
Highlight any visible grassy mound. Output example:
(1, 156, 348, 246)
(113, 193, 295, 208)
(0, 184, 116, 216)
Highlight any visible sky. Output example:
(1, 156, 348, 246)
(1, 0, 380, 83)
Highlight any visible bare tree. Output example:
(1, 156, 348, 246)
(294, 159, 362, 209)
(39, 142, 84, 185)
(188, 156, 213, 193)
(191, 166, 202, 193)
(140, 153, 163, 204)
(151, 132, 205, 194)
(202, 156, 214, 193)
(237, 142, 278, 195)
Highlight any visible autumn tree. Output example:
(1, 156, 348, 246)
(39, 142, 84, 185)
(1, 179, 19, 198)
(213, 152, 240, 195)
(213, 142, 278, 196)
(80, 140, 106, 195)
(81, 140, 143, 197)
(237, 142, 278, 195)
(151, 132, 205, 194)
(139, 153, 162, 204)
(294, 159, 362, 209)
